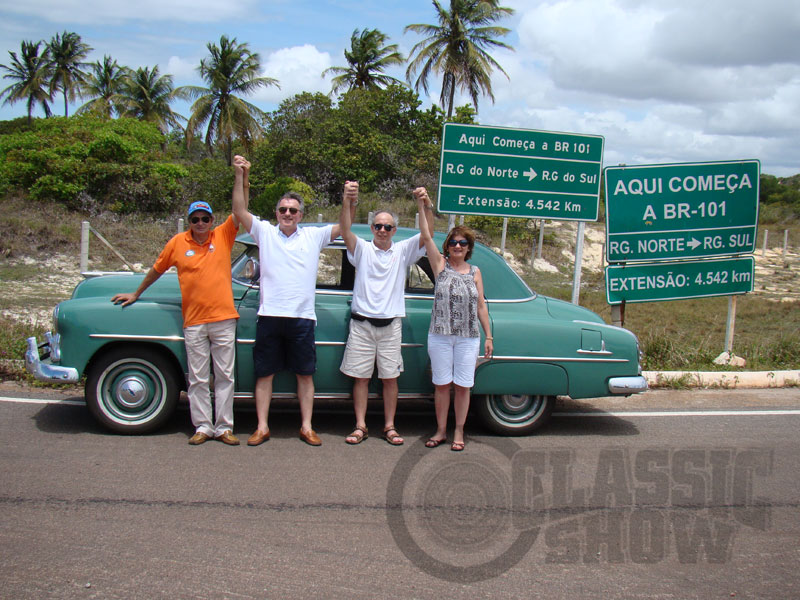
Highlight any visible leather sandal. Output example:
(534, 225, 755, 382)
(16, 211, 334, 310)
(345, 426, 368, 444)
(383, 426, 404, 446)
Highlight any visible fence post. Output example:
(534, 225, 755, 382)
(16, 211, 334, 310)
(537, 219, 545, 259)
(177, 218, 184, 234)
(414, 213, 419, 229)
(762, 229, 768, 255)
(783, 229, 789, 259)
(80, 221, 90, 273)
(500, 218, 508, 254)
(318, 214, 323, 223)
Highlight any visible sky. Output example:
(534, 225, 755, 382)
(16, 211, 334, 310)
(1, 0, 799, 176)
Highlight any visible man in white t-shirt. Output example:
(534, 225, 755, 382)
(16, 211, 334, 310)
(338, 182, 435, 446)
(232, 157, 355, 447)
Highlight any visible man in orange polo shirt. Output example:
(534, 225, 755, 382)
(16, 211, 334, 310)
(111, 162, 248, 445)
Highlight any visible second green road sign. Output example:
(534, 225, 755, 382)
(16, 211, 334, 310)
(606, 257, 755, 304)
(438, 123, 604, 220)
(605, 160, 760, 262)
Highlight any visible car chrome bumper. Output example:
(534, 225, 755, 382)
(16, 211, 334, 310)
(25, 335, 79, 383)
(608, 375, 648, 395)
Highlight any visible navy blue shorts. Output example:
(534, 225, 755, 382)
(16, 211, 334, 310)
(254, 316, 317, 377)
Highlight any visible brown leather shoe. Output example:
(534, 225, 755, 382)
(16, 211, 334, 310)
(215, 430, 240, 446)
(299, 428, 322, 446)
(188, 432, 211, 445)
(247, 429, 270, 446)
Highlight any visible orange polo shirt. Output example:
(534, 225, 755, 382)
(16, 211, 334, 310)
(153, 215, 240, 328)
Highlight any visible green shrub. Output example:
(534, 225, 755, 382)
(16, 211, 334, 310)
(251, 177, 316, 217)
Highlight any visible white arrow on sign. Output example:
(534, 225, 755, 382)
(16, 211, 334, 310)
(687, 237, 701, 250)
(522, 167, 538, 181)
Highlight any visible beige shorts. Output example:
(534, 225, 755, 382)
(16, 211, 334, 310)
(340, 318, 403, 380)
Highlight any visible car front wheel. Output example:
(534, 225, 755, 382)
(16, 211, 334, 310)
(474, 393, 555, 436)
(85, 346, 180, 434)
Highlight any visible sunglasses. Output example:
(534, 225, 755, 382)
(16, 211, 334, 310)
(190, 215, 211, 224)
(373, 223, 394, 231)
(278, 206, 300, 215)
(448, 239, 469, 247)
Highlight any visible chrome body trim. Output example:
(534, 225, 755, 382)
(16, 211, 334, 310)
(490, 354, 629, 364)
(90, 334, 185, 342)
(24, 336, 79, 383)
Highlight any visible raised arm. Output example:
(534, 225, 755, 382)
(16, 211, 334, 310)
(232, 154, 252, 232)
(111, 267, 163, 307)
(473, 267, 493, 359)
(413, 187, 444, 275)
(337, 180, 359, 253)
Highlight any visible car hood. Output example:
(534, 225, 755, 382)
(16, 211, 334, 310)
(71, 273, 180, 300)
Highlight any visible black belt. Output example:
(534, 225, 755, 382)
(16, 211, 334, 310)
(351, 313, 395, 328)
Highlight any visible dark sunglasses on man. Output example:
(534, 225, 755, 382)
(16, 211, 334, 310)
(278, 206, 300, 215)
(448, 239, 469, 247)
(373, 223, 394, 231)
(190, 215, 212, 224)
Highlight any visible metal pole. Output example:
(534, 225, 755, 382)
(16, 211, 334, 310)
(318, 214, 323, 222)
(414, 213, 419, 229)
(500, 218, 508, 254)
(177, 218, 184, 234)
(571, 221, 586, 305)
(763, 229, 768, 255)
(724, 295, 737, 353)
(537, 219, 545, 259)
(368, 211, 374, 225)
(80, 221, 90, 273)
(459, 215, 464, 225)
(783, 229, 789, 259)
(448, 214, 455, 231)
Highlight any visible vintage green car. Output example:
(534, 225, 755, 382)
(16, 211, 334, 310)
(26, 223, 646, 435)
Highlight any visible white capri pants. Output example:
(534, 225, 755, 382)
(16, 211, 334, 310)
(427, 332, 481, 388)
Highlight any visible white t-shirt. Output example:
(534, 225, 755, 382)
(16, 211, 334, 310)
(249, 218, 333, 321)
(348, 234, 425, 318)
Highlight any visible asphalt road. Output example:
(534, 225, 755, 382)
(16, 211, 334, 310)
(1, 387, 799, 599)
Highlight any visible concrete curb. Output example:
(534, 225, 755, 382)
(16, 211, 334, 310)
(644, 370, 800, 389)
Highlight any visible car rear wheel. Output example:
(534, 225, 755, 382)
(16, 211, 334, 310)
(86, 346, 180, 434)
(475, 393, 555, 436)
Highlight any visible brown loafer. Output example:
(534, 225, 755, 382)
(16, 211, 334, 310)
(247, 429, 270, 446)
(299, 428, 322, 446)
(188, 432, 211, 445)
(215, 430, 240, 446)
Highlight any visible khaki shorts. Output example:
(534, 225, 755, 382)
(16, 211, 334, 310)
(340, 318, 403, 379)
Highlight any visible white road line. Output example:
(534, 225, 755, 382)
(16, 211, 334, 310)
(0, 396, 85, 406)
(553, 409, 800, 417)
(1, 396, 799, 417)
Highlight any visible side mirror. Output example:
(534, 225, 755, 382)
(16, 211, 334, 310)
(244, 258, 260, 283)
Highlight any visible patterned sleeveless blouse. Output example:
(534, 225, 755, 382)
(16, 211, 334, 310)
(429, 262, 480, 338)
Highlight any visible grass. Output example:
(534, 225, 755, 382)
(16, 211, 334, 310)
(1, 193, 799, 381)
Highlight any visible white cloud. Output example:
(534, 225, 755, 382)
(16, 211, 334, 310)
(256, 44, 332, 104)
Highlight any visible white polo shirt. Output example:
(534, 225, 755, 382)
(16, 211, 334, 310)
(249, 218, 333, 321)
(348, 234, 425, 318)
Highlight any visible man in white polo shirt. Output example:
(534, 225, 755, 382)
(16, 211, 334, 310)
(338, 182, 435, 446)
(231, 156, 355, 447)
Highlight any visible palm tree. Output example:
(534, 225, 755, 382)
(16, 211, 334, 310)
(77, 55, 128, 117)
(405, 0, 514, 118)
(0, 40, 54, 123)
(178, 35, 278, 163)
(48, 31, 92, 117)
(322, 28, 405, 96)
(118, 66, 186, 133)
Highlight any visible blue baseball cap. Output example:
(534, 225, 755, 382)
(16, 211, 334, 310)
(187, 201, 213, 216)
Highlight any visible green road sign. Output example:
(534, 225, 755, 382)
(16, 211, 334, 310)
(605, 160, 760, 262)
(605, 256, 755, 304)
(438, 123, 604, 220)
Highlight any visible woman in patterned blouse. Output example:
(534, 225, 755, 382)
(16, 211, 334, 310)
(414, 188, 493, 451)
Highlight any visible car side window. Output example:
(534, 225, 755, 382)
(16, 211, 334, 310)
(317, 248, 355, 290)
(406, 256, 435, 293)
